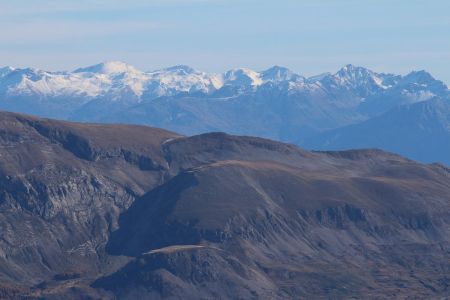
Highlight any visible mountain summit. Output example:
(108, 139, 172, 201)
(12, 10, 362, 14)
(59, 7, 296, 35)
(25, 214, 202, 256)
(74, 61, 141, 74)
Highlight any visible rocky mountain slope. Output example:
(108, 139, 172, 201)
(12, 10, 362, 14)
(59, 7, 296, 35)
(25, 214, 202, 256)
(0, 112, 449, 299)
(0, 62, 448, 164)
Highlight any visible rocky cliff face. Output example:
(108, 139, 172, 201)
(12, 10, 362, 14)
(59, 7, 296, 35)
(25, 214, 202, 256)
(0, 112, 449, 299)
(0, 112, 177, 298)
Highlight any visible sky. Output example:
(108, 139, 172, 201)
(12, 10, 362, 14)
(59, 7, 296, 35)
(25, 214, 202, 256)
(0, 0, 449, 83)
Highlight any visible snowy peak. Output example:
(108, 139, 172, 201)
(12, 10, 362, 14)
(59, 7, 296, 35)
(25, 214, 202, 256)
(146, 65, 222, 96)
(389, 70, 449, 102)
(223, 68, 263, 87)
(261, 66, 303, 82)
(390, 70, 447, 96)
(222, 66, 303, 87)
(335, 64, 383, 86)
(400, 70, 447, 90)
(336, 64, 370, 77)
(1, 67, 107, 98)
(321, 64, 398, 96)
(74, 61, 141, 75)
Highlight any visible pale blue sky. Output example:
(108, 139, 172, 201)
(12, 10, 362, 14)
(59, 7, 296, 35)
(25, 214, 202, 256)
(1, 0, 449, 83)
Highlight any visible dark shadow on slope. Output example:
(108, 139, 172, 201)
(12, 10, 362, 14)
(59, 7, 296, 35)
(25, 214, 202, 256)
(106, 171, 207, 257)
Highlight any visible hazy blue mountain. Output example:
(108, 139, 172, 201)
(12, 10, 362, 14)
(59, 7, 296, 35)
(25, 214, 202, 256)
(304, 98, 450, 164)
(0, 61, 448, 163)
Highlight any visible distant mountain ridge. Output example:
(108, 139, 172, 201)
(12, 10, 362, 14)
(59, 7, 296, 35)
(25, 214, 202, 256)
(305, 98, 450, 163)
(0, 61, 448, 164)
(2, 61, 446, 106)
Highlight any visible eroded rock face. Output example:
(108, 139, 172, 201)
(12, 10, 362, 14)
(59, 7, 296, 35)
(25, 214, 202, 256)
(0, 112, 178, 297)
(0, 111, 450, 299)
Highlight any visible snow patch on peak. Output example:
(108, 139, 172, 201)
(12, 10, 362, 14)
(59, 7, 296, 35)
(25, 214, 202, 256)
(224, 68, 263, 86)
(336, 64, 374, 79)
(395, 70, 448, 100)
(74, 61, 141, 75)
(261, 66, 302, 82)
(333, 64, 390, 90)
(146, 66, 222, 96)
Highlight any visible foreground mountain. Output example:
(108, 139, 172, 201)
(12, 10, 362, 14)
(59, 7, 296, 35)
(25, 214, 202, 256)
(0, 112, 449, 299)
(0, 62, 448, 164)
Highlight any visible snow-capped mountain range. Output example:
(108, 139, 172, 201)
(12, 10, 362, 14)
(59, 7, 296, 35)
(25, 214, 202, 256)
(0, 61, 302, 101)
(0, 61, 449, 164)
(5, 61, 445, 102)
